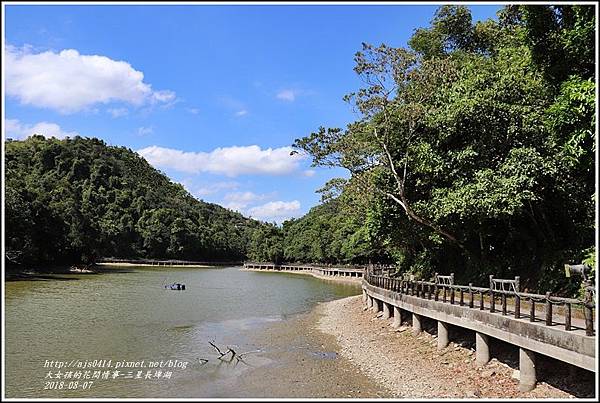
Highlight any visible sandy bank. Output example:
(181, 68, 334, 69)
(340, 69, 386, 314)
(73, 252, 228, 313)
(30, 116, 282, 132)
(316, 296, 593, 398)
(223, 300, 390, 398)
(240, 267, 362, 285)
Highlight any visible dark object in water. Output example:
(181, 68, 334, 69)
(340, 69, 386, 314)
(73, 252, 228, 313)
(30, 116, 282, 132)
(165, 283, 186, 290)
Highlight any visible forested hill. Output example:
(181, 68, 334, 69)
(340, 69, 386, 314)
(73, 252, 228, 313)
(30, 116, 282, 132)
(5, 135, 270, 270)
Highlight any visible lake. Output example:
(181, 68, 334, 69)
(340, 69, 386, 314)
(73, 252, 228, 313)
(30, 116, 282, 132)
(4, 265, 362, 398)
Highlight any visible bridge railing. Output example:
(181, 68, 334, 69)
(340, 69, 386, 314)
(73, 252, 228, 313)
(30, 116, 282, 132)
(243, 261, 367, 271)
(364, 268, 595, 336)
(98, 258, 242, 266)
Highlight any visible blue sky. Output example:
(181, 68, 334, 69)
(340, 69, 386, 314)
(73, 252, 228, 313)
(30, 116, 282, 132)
(4, 3, 500, 223)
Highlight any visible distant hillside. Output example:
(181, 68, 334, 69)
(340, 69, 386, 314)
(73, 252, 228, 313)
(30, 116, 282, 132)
(5, 135, 269, 270)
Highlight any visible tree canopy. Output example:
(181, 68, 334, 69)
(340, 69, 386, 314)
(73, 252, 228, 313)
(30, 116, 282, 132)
(291, 4, 595, 293)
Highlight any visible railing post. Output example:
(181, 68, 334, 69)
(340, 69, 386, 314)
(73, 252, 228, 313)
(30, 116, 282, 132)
(502, 293, 507, 315)
(459, 288, 464, 306)
(530, 300, 535, 322)
(469, 284, 474, 308)
(565, 303, 571, 331)
(479, 291, 484, 310)
(514, 276, 520, 319)
(584, 284, 594, 336)
(450, 287, 455, 305)
(443, 285, 447, 303)
(584, 303, 594, 336)
(545, 292, 552, 326)
(489, 275, 495, 313)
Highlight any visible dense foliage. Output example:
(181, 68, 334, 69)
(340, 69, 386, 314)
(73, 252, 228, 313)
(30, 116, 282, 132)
(5, 136, 270, 269)
(289, 5, 596, 292)
(281, 194, 383, 265)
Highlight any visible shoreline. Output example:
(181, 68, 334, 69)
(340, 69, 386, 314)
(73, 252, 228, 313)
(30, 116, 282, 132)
(240, 267, 363, 285)
(315, 295, 593, 398)
(95, 262, 216, 268)
(221, 295, 390, 398)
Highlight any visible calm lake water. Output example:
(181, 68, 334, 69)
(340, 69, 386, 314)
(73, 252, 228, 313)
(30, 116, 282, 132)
(4, 266, 360, 398)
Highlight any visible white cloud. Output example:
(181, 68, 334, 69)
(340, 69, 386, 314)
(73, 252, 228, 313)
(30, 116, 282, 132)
(186, 107, 200, 115)
(108, 107, 129, 118)
(247, 200, 301, 222)
(276, 89, 297, 102)
(151, 90, 176, 103)
(5, 45, 176, 114)
(303, 169, 316, 177)
(222, 191, 275, 212)
(5, 118, 80, 140)
(137, 126, 154, 136)
(218, 96, 248, 117)
(224, 191, 269, 204)
(194, 181, 240, 197)
(223, 202, 246, 212)
(137, 144, 305, 177)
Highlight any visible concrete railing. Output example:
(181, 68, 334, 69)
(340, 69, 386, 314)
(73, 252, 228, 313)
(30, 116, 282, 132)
(97, 258, 243, 266)
(243, 262, 366, 278)
(362, 269, 596, 392)
(365, 271, 595, 336)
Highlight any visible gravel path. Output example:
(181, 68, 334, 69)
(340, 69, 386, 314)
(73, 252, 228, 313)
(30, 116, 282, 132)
(317, 295, 593, 398)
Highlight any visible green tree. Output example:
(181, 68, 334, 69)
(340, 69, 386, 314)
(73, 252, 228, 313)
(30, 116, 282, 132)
(293, 5, 595, 291)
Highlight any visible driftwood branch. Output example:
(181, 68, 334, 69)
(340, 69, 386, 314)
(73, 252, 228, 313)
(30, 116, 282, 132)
(205, 342, 262, 367)
(208, 341, 225, 356)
